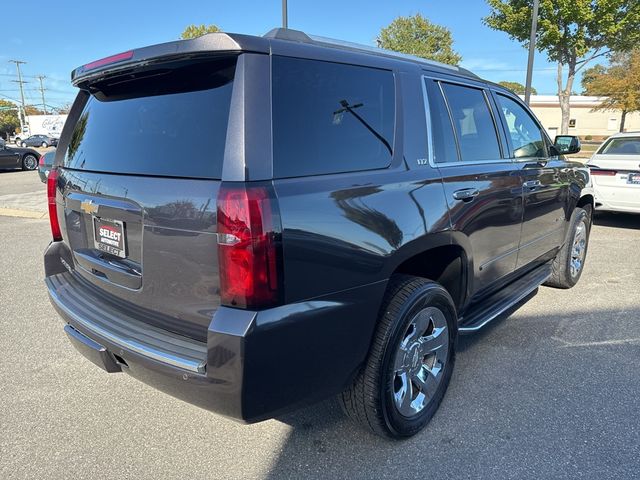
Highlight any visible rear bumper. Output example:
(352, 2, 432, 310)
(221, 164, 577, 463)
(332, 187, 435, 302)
(593, 184, 640, 213)
(45, 242, 386, 422)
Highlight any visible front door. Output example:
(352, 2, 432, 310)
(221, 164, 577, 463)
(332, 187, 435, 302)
(493, 92, 568, 268)
(0, 147, 20, 168)
(424, 78, 523, 295)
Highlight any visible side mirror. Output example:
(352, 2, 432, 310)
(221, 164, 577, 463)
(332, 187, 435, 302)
(554, 135, 581, 155)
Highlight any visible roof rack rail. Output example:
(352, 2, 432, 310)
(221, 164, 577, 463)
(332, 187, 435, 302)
(263, 28, 476, 76)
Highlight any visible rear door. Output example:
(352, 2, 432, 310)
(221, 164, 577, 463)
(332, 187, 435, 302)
(492, 92, 568, 268)
(424, 77, 523, 295)
(56, 55, 238, 342)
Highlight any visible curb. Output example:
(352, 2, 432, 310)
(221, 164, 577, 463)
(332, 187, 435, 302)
(0, 207, 48, 219)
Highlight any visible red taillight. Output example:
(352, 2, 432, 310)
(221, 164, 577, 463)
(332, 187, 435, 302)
(47, 169, 62, 241)
(38, 155, 44, 167)
(216, 184, 281, 309)
(590, 169, 617, 176)
(82, 50, 134, 71)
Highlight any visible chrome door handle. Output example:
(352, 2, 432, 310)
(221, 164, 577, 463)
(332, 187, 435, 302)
(523, 180, 541, 189)
(452, 188, 480, 201)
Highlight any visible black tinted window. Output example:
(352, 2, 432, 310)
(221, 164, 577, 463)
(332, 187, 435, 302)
(272, 57, 395, 178)
(496, 94, 545, 158)
(441, 83, 501, 162)
(63, 57, 236, 178)
(425, 79, 459, 163)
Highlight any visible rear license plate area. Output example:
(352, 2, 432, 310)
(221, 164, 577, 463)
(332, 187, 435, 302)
(93, 217, 126, 258)
(627, 173, 640, 185)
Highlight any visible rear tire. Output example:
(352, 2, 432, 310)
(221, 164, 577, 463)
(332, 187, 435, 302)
(21, 141, 27, 148)
(545, 205, 592, 289)
(340, 275, 457, 438)
(41, 142, 48, 148)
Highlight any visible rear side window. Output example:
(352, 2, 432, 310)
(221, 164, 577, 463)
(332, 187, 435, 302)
(64, 56, 236, 179)
(425, 79, 459, 163)
(441, 83, 501, 162)
(599, 137, 640, 155)
(272, 57, 395, 178)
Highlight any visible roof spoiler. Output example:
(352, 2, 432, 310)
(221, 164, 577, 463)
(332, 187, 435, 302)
(71, 33, 258, 87)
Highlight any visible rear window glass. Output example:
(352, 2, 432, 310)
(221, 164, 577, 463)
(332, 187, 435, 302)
(63, 57, 236, 178)
(599, 137, 640, 155)
(441, 83, 501, 162)
(272, 57, 395, 178)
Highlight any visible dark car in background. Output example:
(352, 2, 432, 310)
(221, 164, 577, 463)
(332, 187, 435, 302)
(0, 143, 40, 170)
(44, 29, 593, 439)
(21, 134, 58, 148)
(38, 149, 56, 182)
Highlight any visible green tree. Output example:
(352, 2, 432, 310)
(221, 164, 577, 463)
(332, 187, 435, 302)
(377, 14, 462, 65)
(181, 24, 221, 39)
(581, 64, 607, 94)
(498, 81, 537, 95)
(581, 51, 640, 132)
(0, 100, 20, 139)
(485, 0, 640, 133)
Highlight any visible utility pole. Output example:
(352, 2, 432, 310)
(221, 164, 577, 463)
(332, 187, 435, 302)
(9, 60, 28, 133)
(524, 0, 540, 105)
(36, 75, 47, 114)
(282, 0, 288, 28)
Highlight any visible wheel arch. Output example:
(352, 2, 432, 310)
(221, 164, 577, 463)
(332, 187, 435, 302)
(384, 232, 473, 312)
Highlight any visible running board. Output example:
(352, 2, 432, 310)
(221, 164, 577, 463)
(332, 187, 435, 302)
(458, 263, 552, 334)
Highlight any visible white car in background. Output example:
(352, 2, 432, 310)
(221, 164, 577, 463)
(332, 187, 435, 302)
(587, 132, 640, 214)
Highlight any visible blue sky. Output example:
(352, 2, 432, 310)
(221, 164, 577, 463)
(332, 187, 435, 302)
(1, 0, 578, 110)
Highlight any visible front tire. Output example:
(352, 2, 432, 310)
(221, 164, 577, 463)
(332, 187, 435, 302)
(41, 142, 48, 148)
(545, 205, 592, 289)
(21, 154, 38, 171)
(340, 275, 457, 438)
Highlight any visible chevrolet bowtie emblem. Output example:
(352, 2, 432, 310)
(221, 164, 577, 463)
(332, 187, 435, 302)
(80, 199, 99, 215)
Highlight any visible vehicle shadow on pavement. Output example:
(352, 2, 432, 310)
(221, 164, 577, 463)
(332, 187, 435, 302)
(265, 305, 640, 479)
(593, 212, 640, 230)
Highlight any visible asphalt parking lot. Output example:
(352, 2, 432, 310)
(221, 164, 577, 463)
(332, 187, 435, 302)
(1, 169, 639, 479)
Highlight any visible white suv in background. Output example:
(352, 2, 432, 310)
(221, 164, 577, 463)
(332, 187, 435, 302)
(587, 132, 640, 214)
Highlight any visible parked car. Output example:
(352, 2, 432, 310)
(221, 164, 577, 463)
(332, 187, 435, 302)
(0, 142, 40, 170)
(21, 134, 58, 148)
(587, 132, 640, 214)
(38, 149, 56, 182)
(44, 29, 593, 439)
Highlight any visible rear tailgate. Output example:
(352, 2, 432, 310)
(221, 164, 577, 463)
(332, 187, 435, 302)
(53, 55, 237, 342)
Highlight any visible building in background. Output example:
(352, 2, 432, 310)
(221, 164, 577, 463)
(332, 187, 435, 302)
(525, 95, 640, 139)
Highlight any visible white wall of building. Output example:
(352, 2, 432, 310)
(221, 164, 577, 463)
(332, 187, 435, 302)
(524, 95, 640, 138)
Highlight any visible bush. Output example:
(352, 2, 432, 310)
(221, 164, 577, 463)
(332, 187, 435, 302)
(584, 135, 593, 141)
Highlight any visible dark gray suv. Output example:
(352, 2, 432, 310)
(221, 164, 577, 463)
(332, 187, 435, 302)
(45, 29, 593, 438)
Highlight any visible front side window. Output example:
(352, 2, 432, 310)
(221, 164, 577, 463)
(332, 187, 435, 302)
(496, 94, 546, 158)
(272, 57, 395, 178)
(441, 83, 501, 162)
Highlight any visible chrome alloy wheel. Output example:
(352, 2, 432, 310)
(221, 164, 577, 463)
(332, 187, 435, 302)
(570, 220, 587, 278)
(392, 306, 449, 417)
(23, 154, 38, 170)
